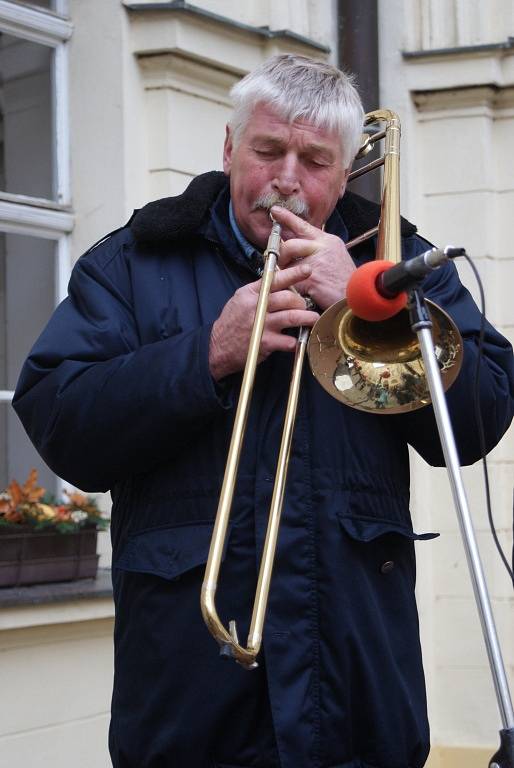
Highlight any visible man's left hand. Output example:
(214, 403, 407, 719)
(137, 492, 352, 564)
(271, 206, 355, 311)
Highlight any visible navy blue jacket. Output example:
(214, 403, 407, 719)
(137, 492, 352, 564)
(13, 173, 514, 768)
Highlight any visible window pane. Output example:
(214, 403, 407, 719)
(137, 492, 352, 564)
(0, 232, 56, 494)
(9, 1, 55, 11)
(0, 33, 55, 199)
(1, 403, 57, 496)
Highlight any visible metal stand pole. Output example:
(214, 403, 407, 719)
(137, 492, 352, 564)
(409, 288, 514, 768)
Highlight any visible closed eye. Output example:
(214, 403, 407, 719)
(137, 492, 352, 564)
(254, 148, 280, 158)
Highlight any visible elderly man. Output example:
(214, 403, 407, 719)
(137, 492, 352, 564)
(13, 55, 514, 768)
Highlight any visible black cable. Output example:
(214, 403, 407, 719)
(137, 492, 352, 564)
(462, 252, 514, 585)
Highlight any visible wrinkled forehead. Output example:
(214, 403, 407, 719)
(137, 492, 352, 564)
(240, 102, 343, 153)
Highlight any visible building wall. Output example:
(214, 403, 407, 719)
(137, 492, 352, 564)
(1, 1, 512, 767)
(0, 604, 114, 768)
(1, 3, 337, 767)
(379, 1, 514, 765)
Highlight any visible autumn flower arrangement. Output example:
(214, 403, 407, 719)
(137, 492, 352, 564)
(0, 469, 108, 534)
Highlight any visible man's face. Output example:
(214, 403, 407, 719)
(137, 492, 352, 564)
(223, 103, 350, 250)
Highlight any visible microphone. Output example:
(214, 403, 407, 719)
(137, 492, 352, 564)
(346, 246, 466, 322)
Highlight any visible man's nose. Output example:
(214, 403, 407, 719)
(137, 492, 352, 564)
(272, 154, 300, 197)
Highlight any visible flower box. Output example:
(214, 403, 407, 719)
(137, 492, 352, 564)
(0, 527, 99, 587)
(0, 469, 107, 588)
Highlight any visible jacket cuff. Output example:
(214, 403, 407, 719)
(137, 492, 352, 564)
(198, 323, 234, 411)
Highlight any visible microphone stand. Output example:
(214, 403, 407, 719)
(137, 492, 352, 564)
(408, 288, 514, 768)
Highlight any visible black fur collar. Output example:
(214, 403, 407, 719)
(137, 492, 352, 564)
(131, 171, 416, 244)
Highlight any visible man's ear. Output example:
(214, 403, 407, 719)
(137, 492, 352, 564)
(223, 125, 233, 176)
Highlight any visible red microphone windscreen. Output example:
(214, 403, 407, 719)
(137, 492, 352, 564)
(346, 260, 408, 321)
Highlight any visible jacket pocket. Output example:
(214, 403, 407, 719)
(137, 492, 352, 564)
(336, 492, 438, 585)
(113, 519, 232, 581)
(337, 487, 438, 542)
(338, 513, 438, 542)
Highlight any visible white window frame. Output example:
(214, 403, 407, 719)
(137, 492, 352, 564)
(0, 0, 73, 409)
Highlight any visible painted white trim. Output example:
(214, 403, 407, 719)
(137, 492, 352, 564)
(0, 190, 69, 210)
(0, 199, 73, 238)
(54, 0, 69, 17)
(55, 234, 70, 303)
(0, 2, 73, 501)
(0, 0, 72, 47)
(54, 39, 70, 204)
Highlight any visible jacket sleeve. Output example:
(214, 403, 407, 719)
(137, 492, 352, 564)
(394, 236, 514, 466)
(12, 235, 233, 492)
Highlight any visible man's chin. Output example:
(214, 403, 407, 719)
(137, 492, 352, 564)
(245, 212, 274, 250)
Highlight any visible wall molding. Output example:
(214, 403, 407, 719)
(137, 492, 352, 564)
(139, 52, 235, 106)
(126, 0, 329, 77)
(404, 37, 514, 61)
(413, 84, 514, 113)
(125, 0, 329, 55)
(403, 42, 514, 94)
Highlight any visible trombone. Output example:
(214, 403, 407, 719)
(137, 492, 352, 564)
(201, 218, 309, 669)
(200, 109, 463, 668)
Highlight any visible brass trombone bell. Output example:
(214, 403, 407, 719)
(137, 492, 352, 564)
(308, 301, 463, 414)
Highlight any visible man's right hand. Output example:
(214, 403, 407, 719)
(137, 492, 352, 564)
(209, 263, 320, 381)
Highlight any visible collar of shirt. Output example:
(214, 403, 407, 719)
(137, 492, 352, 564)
(228, 201, 262, 264)
(228, 199, 350, 253)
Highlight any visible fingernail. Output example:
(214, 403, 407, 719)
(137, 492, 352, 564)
(300, 264, 311, 275)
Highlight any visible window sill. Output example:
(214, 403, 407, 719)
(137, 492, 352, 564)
(0, 568, 114, 631)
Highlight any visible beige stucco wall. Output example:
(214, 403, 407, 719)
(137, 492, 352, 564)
(1, 3, 338, 766)
(0, 608, 114, 768)
(379, 0, 514, 762)
(1, 1, 512, 766)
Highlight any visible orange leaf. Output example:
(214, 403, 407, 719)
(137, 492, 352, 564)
(22, 469, 46, 503)
(65, 490, 89, 508)
(7, 479, 23, 506)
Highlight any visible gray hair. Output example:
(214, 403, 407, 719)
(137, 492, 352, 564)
(229, 54, 365, 169)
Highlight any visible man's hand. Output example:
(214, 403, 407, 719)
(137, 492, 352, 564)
(209, 263, 319, 381)
(270, 206, 355, 311)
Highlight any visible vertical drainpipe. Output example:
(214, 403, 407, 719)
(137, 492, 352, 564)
(337, 0, 380, 202)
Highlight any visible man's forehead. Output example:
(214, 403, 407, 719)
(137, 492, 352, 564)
(243, 105, 340, 149)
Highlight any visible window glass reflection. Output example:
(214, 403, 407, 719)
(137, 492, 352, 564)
(0, 232, 56, 492)
(0, 33, 55, 199)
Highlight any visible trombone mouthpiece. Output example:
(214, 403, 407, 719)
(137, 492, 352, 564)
(265, 221, 282, 257)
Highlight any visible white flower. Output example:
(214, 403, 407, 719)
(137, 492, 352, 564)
(70, 510, 88, 523)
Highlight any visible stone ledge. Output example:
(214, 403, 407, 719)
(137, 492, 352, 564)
(403, 38, 514, 61)
(0, 568, 113, 608)
(124, 0, 330, 54)
(402, 41, 514, 93)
